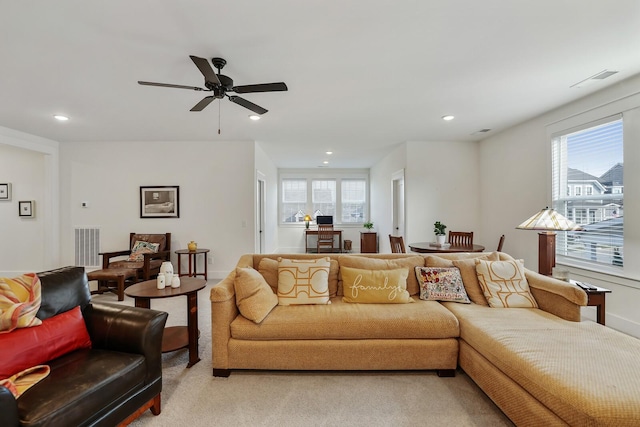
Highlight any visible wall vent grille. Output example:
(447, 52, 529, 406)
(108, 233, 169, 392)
(74, 227, 100, 267)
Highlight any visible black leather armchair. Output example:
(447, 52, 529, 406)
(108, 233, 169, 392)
(0, 266, 168, 427)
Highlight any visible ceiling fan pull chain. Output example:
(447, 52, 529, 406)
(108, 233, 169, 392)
(218, 99, 221, 135)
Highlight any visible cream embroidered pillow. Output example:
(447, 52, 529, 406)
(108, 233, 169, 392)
(277, 258, 331, 305)
(475, 259, 538, 308)
(341, 267, 413, 303)
(415, 267, 470, 303)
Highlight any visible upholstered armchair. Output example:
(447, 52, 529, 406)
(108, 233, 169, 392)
(101, 233, 171, 281)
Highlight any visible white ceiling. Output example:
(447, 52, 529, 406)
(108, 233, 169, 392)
(2, 1, 640, 168)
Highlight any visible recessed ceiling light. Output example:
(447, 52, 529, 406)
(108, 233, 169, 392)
(323, 161, 329, 164)
(326, 151, 333, 155)
(442, 115, 455, 121)
(54, 115, 69, 121)
(249, 115, 260, 121)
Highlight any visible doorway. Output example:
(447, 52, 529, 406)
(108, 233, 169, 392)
(391, 169, 405, 239)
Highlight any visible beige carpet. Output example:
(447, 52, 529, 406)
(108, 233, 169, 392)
(91, 281, 514, 427)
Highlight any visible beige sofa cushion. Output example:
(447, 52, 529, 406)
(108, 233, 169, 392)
(231, 297, 459, 340)
(338, 255, 424, 296)
(443, 302, 640, 426)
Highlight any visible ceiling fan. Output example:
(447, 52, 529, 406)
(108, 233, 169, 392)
(138, 56, 288, 115)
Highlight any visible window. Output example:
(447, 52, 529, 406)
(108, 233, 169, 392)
(279, 171, 368, 225)
(551, 117, 623, 269)
(281, 179, 307, 223)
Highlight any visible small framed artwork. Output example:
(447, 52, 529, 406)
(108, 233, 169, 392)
(19, 200, 35, 217)
(0, 183, 11, 201)
(140, 186, 180, 218)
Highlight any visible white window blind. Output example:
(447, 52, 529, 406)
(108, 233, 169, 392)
(551, 117, 623, 268)
(282, 179, 307, 222)
(312, 179, 336, 218)
(341, 179, 366, 223)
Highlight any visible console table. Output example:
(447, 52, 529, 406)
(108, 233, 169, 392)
(304, 229, 342, 253)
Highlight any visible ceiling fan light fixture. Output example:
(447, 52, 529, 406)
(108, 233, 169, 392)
(249, 114, 261, 121)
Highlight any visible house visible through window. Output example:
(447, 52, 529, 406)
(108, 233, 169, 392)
(551, 117, 623, 268)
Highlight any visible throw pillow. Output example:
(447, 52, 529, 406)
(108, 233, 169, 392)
(128, 240, 160, 262)
(0, 305, 92, 379)
(0, 273, 42, 333)
(0, 365, 50, 398)
(234, 267, 278, 323)
(341, 266, 413, 304)
(415, 267, 471, 303)
(475, 259, 538, 308)
(451, 252, 500, 306)
(338, 255, 424, 295)
(259, 257, 340, 296)
(277, 258, 331, 305)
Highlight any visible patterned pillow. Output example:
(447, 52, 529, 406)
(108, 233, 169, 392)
(475, 259, 538, 308)
(128, 240, 160, 262)
(341, 267, 413, 303)
(277, 257, 331, 305)
(0, 273, 42, 333)
(415, 267, 470, 303)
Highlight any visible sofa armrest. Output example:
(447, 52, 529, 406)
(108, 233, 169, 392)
(83, 302, 168, 382)
(210, 270, 239, 371)
(0, 385, 18, 427)
(526, 269, 587, 321)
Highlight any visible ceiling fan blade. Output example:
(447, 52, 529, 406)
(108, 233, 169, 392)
(228, 96, 268, 115)
(138, 81, 205, 91)
(190, 96, 216, 112)
(189, 55, 221, 86)
(232, 82, 288, 94)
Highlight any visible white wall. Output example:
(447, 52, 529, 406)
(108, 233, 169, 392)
(0, 127, 59, 275)
(478, 74, 640, 337)
(59, 140, 256, 279)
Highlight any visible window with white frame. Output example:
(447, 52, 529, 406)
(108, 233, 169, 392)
(279, 171, 368, 225)
(551, 116, 623, 268)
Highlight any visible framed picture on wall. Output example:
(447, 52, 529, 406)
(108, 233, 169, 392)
(19, 200, 35, 217)
(0, 183, 11, 200)
(140, 186, 180, 218)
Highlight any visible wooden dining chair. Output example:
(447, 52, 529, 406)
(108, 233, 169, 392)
(497, 234, 505, 252)
(317, 224, 335, 253)
(448, 231, 474, 247)
(389, 235, 406, 253)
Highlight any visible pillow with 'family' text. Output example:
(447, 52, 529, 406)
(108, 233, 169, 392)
(341, 266, 413, 304)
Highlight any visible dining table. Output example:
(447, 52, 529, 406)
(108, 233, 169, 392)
(408, 242, 485, 253)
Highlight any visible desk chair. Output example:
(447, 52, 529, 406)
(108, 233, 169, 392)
(389, 235, 406, 253)
(448, 231, 474, 247)
(317, 224, 335, 253)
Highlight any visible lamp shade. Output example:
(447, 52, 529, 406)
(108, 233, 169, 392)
(303, 215, 312, 222)
(516, 207, 584, 231)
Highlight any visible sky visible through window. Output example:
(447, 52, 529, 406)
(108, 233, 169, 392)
(567, 120, 623, 176)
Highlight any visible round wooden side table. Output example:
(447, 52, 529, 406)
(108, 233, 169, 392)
(125, 277, 206, 368)
(175, 248, 210, 278)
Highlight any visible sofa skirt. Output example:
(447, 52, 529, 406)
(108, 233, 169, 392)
(226, 338, 458, 371)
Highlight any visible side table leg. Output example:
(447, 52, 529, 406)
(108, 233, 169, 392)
(135, 297, 151, 309)
(186, 292, 200, 368)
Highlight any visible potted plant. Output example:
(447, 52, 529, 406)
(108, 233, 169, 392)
(434, 221, 447, 245)
(363, 221, 374, 231)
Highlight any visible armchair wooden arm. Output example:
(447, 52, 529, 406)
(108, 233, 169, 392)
(99, 250, 132, 269)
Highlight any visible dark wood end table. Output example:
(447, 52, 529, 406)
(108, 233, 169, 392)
(573, 280, 612, 325)
(125, 277, 207, 368)
(175, 248, 210, 278)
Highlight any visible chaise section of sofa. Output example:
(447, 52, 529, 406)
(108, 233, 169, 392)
(443, 273, 640, 426)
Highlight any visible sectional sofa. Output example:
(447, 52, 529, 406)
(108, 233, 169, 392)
(210, 252, 640, 426)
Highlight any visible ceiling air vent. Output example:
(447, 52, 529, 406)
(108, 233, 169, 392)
(571, 70, 619, 88)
